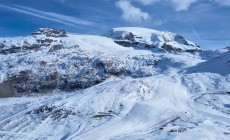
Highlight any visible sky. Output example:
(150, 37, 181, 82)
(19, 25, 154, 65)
(0, 0, 230, 49)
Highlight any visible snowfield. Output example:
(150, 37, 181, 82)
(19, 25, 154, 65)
(0, 27, 229, 140)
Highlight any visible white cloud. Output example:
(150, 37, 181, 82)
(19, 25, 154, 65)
(128, 0, 197, 11)
(116, 0, 150, 23)
(170, 0, 198, 11)
(133, 0, 230, 11)
(0, 4, 96, 27)
(213, 0, 230, 6)
(134, 0, 160, 5)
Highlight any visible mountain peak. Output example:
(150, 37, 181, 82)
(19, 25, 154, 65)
(31, 27, 67, 37)
(106, 27, 202, 53)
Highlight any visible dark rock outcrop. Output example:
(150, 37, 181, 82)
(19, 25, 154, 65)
(0, 80, 14, 98)
(32, 27, 67, 37)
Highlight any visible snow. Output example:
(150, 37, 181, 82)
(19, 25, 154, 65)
(187, 51, 230, 75)
(0, 27, 229, 139)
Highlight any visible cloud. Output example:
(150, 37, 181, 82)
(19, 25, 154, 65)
(170, 0, 198, 11)
(133, 0, 230, 11)
(116, 0, 150, 23)
(128, 0, 198, 11)
(0, 4, 96, 27)
(134, 0, 160, 5)
(213, 0, 230, 6)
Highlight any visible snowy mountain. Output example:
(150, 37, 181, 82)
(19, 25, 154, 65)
(0, 27, 229, 140)
(106, 27, 202, 53)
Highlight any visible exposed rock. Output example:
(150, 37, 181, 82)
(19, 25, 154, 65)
(95, 57, 125, 76)
(37, 38, 54, 46)
(32, 27, 67, 37)
(174, 34, 189, 45)
(0, 46, 22, 55)
(49, 44, 63, 52)
(39, 61, 47, 66)
(0, 52, 158, 96)
(162, 43, 182, 53)
(0, 80, 14, 98)
(123, 32, 134, 41)
(114, 40, 131, 47)
(22, 44, 41, 51)
(27, 105, 76, 121)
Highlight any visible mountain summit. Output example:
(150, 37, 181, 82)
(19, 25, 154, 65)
(31, 27, 67, 37)
(106, 27, 202, 53)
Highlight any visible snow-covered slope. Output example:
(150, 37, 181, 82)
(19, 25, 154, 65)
(0, 27, 229, 140)
(186, 51, 230, 75)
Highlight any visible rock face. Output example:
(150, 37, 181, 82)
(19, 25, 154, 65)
(106, 27, 202, 53)
(31, 27, 67, 37)
(0, 28, 68, 55)
(0, 52, 158, 96)
(0, 80, 14, 98)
